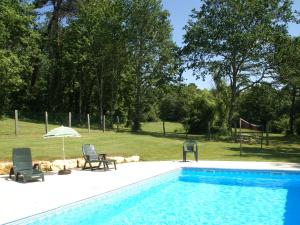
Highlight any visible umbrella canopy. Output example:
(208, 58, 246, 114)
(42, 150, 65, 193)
(43, 126, 81, 138)
(44, 126, 81, 173)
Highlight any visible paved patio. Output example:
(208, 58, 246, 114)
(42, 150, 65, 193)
(1, 161, 300, 224)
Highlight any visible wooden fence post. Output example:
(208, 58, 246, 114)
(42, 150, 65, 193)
(68, 112, 71, 127)
(163, 121, 166, 136)
(208, 121, 211, 140)
(234, 121, 237, 143)
(87, 114, 90, 133)
(239, 118, 242, 156)
(45, 111, 48, 134)
(103, 115, 105, 132)
(266, 122, 269, 146)
(116, 116, 119, 132)
(14, 110, 18, 135)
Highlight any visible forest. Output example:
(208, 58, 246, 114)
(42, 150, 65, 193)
(0, 0, 299, 135)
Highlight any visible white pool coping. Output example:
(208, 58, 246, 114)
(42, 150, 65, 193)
(1, 160, 300, 224)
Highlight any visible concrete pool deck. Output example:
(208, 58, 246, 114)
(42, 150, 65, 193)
(1, 160, 300, 224)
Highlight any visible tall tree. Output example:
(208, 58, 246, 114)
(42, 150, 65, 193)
(273, 36, 300, 134)
(183, 0, 295, 129)
(34, 0, 77, 112)
(127, 0, 177, 131)
(0, 0, 40, 114)
(64, 0, 128, 125)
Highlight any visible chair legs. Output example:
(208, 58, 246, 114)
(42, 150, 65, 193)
(9, 168, 14, 179)
(103, 160, 117, 170)
(82, 161, 99, 171)
(15, 173, 20, 182)
(194, 151, 198, 162)
(82, 161, 88, 170)
(98, 161, 107, 171)
(183, 151, 187, 162)
(82, 160, 111, 171)
(182, 151, 198, 162)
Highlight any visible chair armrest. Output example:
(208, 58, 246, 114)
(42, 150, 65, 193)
(33, 163, 41, 171)
(98, 153, 107, 160)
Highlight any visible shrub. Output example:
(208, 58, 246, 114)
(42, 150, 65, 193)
(187, 91, 217, 134)
(270, 116, 289, 133)
(295, 117, 300, 135)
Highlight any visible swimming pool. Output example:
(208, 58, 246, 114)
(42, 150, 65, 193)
(7, 168, 300, 225)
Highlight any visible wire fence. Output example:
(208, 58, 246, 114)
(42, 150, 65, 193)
(1, 110, 129, 135)
(1, 110, 203, 139)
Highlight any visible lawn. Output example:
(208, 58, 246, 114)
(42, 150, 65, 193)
(0, 118, 300, 163)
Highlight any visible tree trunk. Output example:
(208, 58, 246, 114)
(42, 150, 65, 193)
(289, 85, 297, 134)
(110, 69, 117, 128)
(227, 70, 237, 132)
(132, 71, 142, 132)
(100, 69, 104, 129)
(227, 87, 237, 131)
(96, 66, 104, 129)
(46, 0, 63, 112)
(78, 74, 82, 124)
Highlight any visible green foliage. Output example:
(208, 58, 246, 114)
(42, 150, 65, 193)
(160, 84, 218, 134)
(0, 0, 299, 139)
(273, 35, 300, 134)
(126, 0, 177, 131)
(160, 95, 188, 122)
(211, 78, 230, 130)
(274, 36, 300, 87)
(30, 0, 177, 131)
(271, 116, 289, 133)
(187, 89, 217, 134)
(238, 83, 283, 125)
(237, 83, 297, 134)
(159, 85, 194, 122)
(183, 0, 295, 127)
(295, 117, 300, 135)
(63, 0, 129, 122)
(0, 0, 41, 114)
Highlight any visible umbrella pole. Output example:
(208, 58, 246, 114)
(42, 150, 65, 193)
(58, 136, 71, 175)
(62, 136, 66, 169)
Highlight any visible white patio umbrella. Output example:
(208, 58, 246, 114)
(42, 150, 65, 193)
(44, 126, 81, 175)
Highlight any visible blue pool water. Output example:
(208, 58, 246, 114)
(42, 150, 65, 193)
(9, 168, 300, 225)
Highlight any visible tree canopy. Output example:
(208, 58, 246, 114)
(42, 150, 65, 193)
(183, 0, 295, 128)
(0, 0, 299, 136)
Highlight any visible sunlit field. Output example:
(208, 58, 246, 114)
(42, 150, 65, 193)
(0, 118, 299, 163)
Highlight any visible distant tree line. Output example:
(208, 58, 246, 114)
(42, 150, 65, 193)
(0, 0, 299, 135)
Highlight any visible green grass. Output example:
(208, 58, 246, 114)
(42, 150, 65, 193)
(0, 118, 300, 163)
(141, 122, 185, 133)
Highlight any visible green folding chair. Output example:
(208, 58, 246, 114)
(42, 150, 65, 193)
(11, 148, 44, 182)
(82, 144, 116, 171)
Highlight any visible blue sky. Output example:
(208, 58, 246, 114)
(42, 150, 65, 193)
(162, 0, 300, 89)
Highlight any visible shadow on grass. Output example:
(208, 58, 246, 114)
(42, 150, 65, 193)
(116, 129, 208, 142)
(267, 135, 300, 145)
(228, 146, 300, 163)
